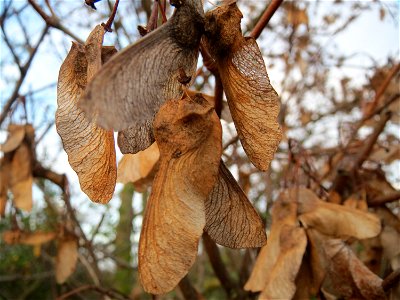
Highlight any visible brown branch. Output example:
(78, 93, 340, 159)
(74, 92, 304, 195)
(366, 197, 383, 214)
(57, 284, 131, 300)
(178, 275, 203, 300)
(382, 268, 400, 292)
(364, 63, 400, 115)
(0, 26, 48, 126)
(101, 0, 120, 32)
(32, 161, 103, 285)
(353, 111, 392, 169)
(368, 191, 400, 207)
(249, 0, 284, 39)
(202, 232, 238, 297)
(28, 0, 83, 43)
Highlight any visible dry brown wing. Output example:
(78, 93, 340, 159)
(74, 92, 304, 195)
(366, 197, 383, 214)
(56, 236, 78, 284)
(297, 188, 381, 239)
(222, 38, 282, 171)
(139, 95, 222, 294)
(9, 142, 33, 211)
(245, 188, 299, 292)
(204, 161, 266, 248)
(204, 3, 282, 171)
(79, 0, 204, 132)
(117, 121, 154, 154)
(55, 25, 117, 203)
(0, 124, 25, 153)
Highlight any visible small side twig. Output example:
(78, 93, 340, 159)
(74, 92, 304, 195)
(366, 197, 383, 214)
(368, 191, 400, 207)
(382, 268, 400, 292)
(101, 0, 120, 32)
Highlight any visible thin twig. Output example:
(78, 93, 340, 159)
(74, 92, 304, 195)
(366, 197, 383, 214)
(250, 0, 284, 39)
(178, 275, 202, 300)
(368, 191, 400, 207)
(382, 268, 400, 292)
(0, 26, 49, 126)
(102, 0, 120, 32)
(364, 63, 400, 116)
(28, 0, 83, 43)
(203, 232, 238, 297)
(57, 284, 131, 300)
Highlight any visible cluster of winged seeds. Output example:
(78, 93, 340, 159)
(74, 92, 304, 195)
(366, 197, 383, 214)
(55, 0, 281, 294)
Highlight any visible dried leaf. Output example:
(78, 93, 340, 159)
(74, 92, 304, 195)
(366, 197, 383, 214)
(117, 142, 160, 192)
(0, 124, 25, 153)
(9, 143, 33, 211)
(56, 25, 117, 203)
(56, 237, 79, 284)
(297, 188, 381, 239)
(79, 0, 204, 135)
(322, 238, 386, 299)
(3, 230, 55, 245)
(204, 161, 266, 248)
(258, 226, 307, 300)
(138, 94, 222, 294)
(245, 188, 298, 292)
(204, 3, 282, 171)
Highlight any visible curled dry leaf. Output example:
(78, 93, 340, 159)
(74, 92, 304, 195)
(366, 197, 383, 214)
(117, 142, 160, 192)
(322, 238, 386, 299)
(56, 236, 79, 284)
(297, 188, 381, 239)
(3, 230, 56, 245)
(204, 3, 282, 171)
(245, 188, 301, 292)
(0, 124, 25, 153)
(204, 161, 266, 248)
(139, 94, 222, 294)
(56, 25, 117, 203)
(80, 0, 204, 155)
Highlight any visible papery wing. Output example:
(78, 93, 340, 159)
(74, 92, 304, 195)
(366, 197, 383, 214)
(56, 25, 117, 203)
(138, 161, 206, 294)
(117, 121, 154, 154)
(222, 37, 282, 171)
(79, 24, 199, 131)
(205, 162, 266, 248)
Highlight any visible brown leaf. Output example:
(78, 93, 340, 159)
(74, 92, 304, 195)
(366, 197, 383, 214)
(204, 3, 282, 171)
(258, 226, 307, 300)
(56, 236, 79, 284)
(138, 94, 222, 294)
(322, 238, 386, 299)
(3, 230, 55, 245)
(297, 188, 381, 239)
(79, 0, 204, 133)
(245, 188, 299, 292)
(204, 161, 266, 248)
(56, 25, 117, 203)
(117, 142, 160, 192)
(9, 143, 33, 211)
(0, 124, 25, 153)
